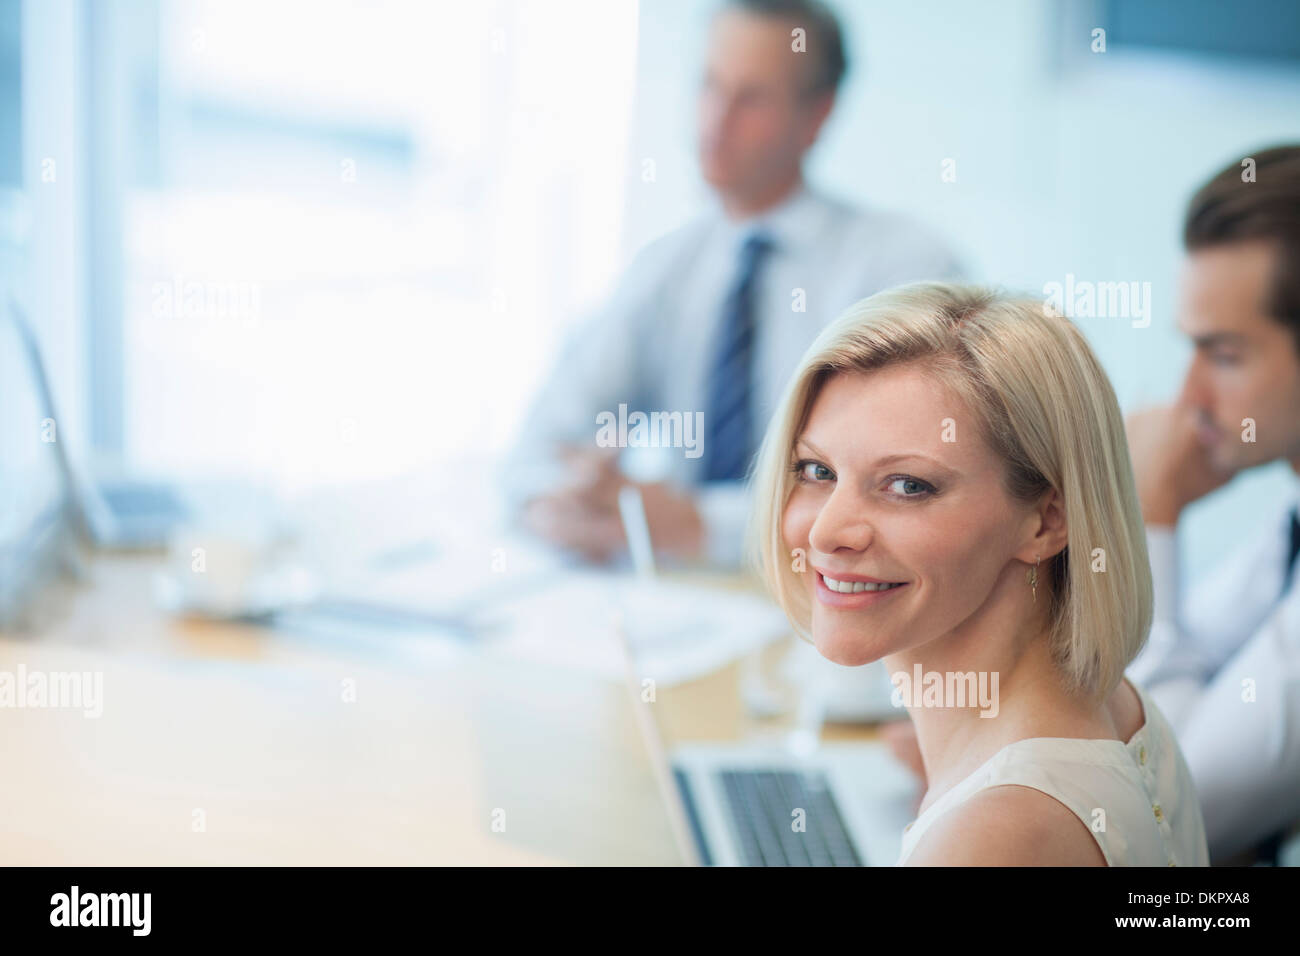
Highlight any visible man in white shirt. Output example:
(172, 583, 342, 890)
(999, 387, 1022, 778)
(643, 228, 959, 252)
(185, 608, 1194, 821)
(1125, 145, 1300, 864)
(502, 0, 961, 568)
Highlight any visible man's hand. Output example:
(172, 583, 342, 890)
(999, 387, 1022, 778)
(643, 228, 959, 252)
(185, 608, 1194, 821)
(522, 491, 627, 563)
(521, 447, 627, 563)
(554, 445, 624, 513)
(1125, 404, 1234, 526)
(520, 445, 705, 563)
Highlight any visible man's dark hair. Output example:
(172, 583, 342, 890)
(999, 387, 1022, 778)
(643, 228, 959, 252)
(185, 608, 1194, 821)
(724, 0, 848, 97)
(1184, 145, 1300, 350)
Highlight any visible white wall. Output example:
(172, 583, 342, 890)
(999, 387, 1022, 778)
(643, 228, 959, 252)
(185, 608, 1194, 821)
(624, 0, 1300, 584)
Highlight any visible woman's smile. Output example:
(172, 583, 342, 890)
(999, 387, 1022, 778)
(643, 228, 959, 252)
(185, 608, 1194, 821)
(813, 568, 909, 608)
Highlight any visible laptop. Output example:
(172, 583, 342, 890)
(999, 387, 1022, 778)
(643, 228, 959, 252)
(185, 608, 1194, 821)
(0, 300, 83, 626)
(4, 299, 191, 553)
(615, 618, 920, 867)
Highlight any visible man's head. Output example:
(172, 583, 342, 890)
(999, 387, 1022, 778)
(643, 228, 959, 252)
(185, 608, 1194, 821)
(697, 0, 846, 214)
(1178, 146, 1300, 472)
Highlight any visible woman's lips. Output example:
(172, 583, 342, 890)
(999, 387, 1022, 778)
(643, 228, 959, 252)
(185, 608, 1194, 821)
(813, 571, 909, 609)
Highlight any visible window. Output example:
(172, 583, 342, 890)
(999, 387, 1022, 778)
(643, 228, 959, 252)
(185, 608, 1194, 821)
(114, 0, 638, 490)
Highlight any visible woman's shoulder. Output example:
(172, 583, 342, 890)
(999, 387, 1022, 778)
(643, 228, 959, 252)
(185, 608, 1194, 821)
(1109, 676, 1146, 744)
(904, 784, 1107, 866)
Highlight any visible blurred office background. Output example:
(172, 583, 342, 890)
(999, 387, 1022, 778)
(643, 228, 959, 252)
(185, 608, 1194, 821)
(4, 0, 1300, 583)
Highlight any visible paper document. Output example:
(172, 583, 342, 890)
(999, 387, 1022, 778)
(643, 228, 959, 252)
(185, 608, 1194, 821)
(471, 572, 791, 685)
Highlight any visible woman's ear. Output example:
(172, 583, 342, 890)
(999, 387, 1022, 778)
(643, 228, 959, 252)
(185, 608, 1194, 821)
(1015, 489, 1068, 564)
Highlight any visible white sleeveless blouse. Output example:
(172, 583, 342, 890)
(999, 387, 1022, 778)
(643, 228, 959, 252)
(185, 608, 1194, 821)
(896, 680, 1210, 866)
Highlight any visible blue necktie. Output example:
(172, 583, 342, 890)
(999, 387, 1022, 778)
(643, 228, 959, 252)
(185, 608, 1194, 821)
(703, 232, 773, 482)
(1284, 506, 1300, 594)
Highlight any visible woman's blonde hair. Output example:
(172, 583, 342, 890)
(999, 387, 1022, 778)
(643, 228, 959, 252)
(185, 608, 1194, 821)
(746, 282, 1152, 704)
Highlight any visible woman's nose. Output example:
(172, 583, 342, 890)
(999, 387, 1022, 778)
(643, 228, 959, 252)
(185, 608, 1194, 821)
(808, 487, 874, 555)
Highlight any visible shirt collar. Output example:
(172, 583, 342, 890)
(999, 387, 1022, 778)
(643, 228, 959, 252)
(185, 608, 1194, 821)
(714, 179, 829, 256)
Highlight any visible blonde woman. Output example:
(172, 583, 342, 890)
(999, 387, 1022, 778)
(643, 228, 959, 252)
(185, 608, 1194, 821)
(748, 283, 1209, 866)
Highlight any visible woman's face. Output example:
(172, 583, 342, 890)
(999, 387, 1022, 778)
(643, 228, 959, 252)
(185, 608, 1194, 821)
(781, 362, 1038, 666)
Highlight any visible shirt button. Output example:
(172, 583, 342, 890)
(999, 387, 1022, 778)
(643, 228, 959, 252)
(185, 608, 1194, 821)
(1153, 804, 1164, 822)
(1139, 745, 1147, 765)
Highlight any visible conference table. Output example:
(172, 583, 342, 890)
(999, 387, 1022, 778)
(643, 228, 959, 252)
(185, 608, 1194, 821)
(0, 547, 882, 866)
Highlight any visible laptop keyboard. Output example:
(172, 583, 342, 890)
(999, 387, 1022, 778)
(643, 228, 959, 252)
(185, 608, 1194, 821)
(100, 483, 189, 520)
(718, 769, 863, 866)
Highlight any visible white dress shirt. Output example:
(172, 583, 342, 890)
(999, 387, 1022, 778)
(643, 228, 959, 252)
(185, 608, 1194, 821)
(1127, 472, 1300, 861)
(500, 180, 962, 566)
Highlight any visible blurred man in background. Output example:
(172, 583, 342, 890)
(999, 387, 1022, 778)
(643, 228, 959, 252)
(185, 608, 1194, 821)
(502, 0, 960, 567)
(1125, 145, 1300, 864)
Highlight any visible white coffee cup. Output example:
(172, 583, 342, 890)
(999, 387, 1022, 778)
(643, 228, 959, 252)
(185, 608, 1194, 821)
(162, 518, 281, 617)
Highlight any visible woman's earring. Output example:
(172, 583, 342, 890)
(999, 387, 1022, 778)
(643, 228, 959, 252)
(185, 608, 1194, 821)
(1027, 555, 1040, 603)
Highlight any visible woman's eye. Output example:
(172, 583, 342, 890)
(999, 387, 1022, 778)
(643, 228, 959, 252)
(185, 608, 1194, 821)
(795, 460, 833, 482)
(888, 476, 934, 497)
